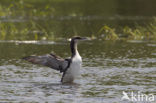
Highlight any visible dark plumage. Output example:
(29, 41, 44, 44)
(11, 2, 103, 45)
(23, 37, 88, 83)
(23, 53, 70, 73)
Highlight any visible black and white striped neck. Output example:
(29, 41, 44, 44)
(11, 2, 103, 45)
(70, 36, 88, 58)
(70, 38, 78, 58)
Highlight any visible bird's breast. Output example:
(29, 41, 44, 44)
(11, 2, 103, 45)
(62, 54, 82, 82)
(62, 51, 83, 83)
(70, 54, 82, 76)
(72, 53, 82, 63)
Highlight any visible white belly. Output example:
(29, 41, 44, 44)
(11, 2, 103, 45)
(62, 54, 82, 83)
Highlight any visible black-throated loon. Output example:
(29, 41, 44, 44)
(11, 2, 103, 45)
(23, 37, 88, 83)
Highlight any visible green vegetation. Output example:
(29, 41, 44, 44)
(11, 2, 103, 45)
(97, 20, 156, 41)
(0, 0, 156, 41)
(0, 21, 50, 40)
(0, 0, 55, 17)
(1, 18, 155, 41)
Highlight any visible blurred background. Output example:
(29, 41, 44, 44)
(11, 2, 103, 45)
(0, 0, 156, 40)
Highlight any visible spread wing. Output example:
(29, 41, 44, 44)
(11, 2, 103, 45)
(23, 53, 70, 73)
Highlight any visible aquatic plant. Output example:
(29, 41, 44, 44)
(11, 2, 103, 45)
(0, 0, 156, 41)
(0, 21, 49, 40)
(98, 19, 156, 41)
(98, 25, 119, 40)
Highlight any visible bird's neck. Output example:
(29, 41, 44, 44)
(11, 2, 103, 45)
(70, 40, 79, 57)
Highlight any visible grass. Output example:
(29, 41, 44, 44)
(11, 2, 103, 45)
(97, 19, 156, 41)
(0, 21, 51, 40)
(1, 18, 156, 41)
(0, 0, 56, 17)
(0, 0, 156, 41)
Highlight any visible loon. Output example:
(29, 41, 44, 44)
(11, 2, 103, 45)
(23, 37, 88, 83)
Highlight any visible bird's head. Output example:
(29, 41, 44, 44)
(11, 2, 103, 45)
(69, 36, 90, 57)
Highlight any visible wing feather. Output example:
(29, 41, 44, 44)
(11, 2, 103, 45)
(23, 53, 70, 72)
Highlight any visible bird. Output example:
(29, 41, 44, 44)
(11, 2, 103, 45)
(23, 37, 88, 83)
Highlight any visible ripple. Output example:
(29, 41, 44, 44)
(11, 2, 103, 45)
(0, 41, 156, 102)
(0, 40, 55, 45)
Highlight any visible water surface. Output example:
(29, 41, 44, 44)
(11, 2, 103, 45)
(0, 40, 156, 103)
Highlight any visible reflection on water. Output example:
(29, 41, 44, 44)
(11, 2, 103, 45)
(0, 40, 156, 102)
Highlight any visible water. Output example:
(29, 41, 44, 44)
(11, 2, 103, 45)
(1, 0, 156, 40)
(0, 40, 156, 103)
(0, 0, 156, 102)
